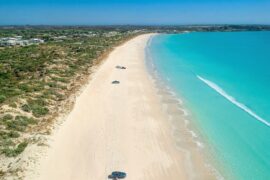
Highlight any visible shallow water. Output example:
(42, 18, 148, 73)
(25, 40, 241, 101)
(147, 31, 270, 179)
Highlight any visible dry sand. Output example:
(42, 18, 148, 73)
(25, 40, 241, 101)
(35, 34, 217, 180)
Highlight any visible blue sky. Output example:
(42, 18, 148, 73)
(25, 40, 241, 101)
(0, 0, 270, 25)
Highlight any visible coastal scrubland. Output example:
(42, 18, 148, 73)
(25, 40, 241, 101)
(0, 27, 140, 177)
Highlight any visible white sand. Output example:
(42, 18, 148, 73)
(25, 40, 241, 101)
(36, 34, 215, 180)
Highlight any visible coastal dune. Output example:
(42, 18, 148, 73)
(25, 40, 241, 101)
(37, 34, 213, 180)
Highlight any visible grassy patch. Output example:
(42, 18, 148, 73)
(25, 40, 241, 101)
(0, 131, 20, 139)
(22, 99, 49, 117)
(0, 95, 6, 104)
(28, 99, 49, 117)
(21, 104, 31, 112)
(2, 141, 28, 157)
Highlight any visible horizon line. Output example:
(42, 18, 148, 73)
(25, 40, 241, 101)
(1, 23, 270, 27)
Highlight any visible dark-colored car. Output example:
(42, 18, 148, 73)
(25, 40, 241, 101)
(108, 171, 127, 179)
(111, 80, 120, 84)
(115, 65, 127, 69)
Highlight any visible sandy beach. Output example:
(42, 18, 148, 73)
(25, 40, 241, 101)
(34, 34, 216, 180)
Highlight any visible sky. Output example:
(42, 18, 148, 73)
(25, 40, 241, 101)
(0, 0, 270, 25)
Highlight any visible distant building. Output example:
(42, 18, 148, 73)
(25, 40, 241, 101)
(0, 37, 44, 47)
(0, 38, 17, 46)
(29, 38, 44, 44)
(105, 31, 119, 37)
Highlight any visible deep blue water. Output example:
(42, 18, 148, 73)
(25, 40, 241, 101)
(148, 31, 270, 179)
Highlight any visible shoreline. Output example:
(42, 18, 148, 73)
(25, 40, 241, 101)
(144, 31, 270, 180)
(145, 36, 223, 179)
(28, 34, 216, 179)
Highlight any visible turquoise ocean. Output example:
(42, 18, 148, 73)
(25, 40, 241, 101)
(147, 31, 270, 179)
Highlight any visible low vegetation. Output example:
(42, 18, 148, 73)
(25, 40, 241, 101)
(0, 27, 140, 159)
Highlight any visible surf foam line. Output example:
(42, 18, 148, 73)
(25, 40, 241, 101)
(197, 76, 270, 127)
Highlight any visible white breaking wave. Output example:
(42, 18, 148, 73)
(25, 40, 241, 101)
(197, 76, 270, 127)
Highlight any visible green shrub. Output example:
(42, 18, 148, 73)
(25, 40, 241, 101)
(0, 131, 20, 139)
(0, 169, 5, 177)
(32, 84, 44, 91)
(2, 114, 13, 121)
(28, 99, 49, 117)
(15, 141, 28, 154)
(9, 102, 17, 108)
(51, 77, 69, 83)
(21, 99, 49, 117)
(6, 121, 25, 131)
(21, 104, 31, 112)
(15, 116, 36, 124)
(5, 116, 36, 131)
(7, 131, 20, 138)
(0, 95, 6, 104)
(0, 139, 15, 147)
(31, 105, 49, 117)
(47, 82, 57, 88)
(2, 141, 28, 157)
(59, 85, 67, 90)
(52, 92, 65, 101)
(18, 84, 31, 92)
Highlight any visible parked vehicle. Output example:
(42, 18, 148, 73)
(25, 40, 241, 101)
(108, 171, 127, 179)
(112, 80, 120, 84)
(115, 65, 127, 69)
